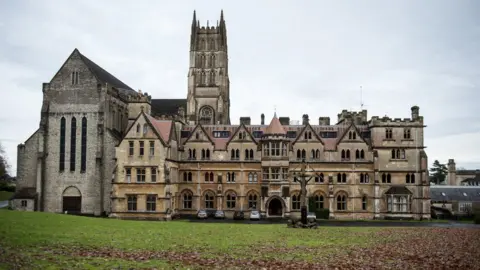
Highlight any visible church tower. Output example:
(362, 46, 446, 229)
(186, 10, 230, 125)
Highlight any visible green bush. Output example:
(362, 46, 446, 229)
(315, 208, 330, 219)
(474, 212, 480, 224)
(308, 197, 330, 219)
(0, 182, 15, 192)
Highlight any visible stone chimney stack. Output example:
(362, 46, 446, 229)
(279, 117, 290, 125)
(411, 106, 419, 120)
(261, 113, 265, 125)
(302, 114, 309, 125)
(319, 117, 330, 125)
(447, 159, 457, 186)
(239, 117, 251, 125)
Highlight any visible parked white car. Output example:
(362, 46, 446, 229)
(307, 212, 317, 222)
(249, 210, 261, 220)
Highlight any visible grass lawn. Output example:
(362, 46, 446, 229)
(0, 210, 479, 269)
(0, 191, 13, 201)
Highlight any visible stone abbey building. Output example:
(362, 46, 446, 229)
(13, 11, 431, 220)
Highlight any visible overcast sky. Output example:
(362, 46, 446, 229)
(1, 0, 479, 175)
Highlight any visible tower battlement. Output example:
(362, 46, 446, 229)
(337, 109, 368, 125)
(369, 106, 423, 126)
(127, 89, 151, 103)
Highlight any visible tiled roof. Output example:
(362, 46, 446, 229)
(180, 124, 368, 151)
(430, 186, 480, 202)
(77, 50, 136, 95)
(151, 99, 187, 116)
(265, 115, 286, 135)
(146, 114, 173, 142)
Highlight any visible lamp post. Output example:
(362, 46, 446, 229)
(288, 158, 320, 225)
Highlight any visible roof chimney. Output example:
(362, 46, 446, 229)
(240, 117, 251, 125)
(261, 113, 265, 125)
(302, 114, 309, 125)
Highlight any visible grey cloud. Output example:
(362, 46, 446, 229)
(1, 0, 480, 174)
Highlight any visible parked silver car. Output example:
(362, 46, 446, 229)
(214, 210, 225, 219)
(197, 209, 208, 219)
(249, 210, 261, 220)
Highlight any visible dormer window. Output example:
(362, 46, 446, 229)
(143, 124, 148, 134)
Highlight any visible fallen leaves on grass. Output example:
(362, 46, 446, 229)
(7, 227, 480, 270)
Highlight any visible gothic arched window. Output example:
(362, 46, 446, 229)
(210, 71, 216, 86)
(210, 53, 216, 68)
(199, 106, 214, 125)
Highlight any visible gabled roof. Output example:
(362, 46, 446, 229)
(184, 124, 215, 146)
(291, 123, 325, 145)
(145, 114, 173, 143)
(265, 115, 286, 135)
(78, 50, 136, 94)
(120, 111, 167, 146)
(225, 122, 258, 148)
(52, 49, 136, 95)
(335, 122, 370, 147)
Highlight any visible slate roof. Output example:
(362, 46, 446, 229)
(11, 188, 37, 200)
(430, 186, 480, 202)
(385, 186, 412, 195)
(76, 49, 136, 95)
(180, 123, 370, 151)
(151, 99, 187, 116)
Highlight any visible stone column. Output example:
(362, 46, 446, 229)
(374, 181, 380, 219)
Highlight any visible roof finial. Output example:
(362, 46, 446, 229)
(220, 9, 224, 21)
(274, 105, 277, 118)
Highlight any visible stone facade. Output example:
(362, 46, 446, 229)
(16, 10, 431, 220)
(447, 159, 480, 186)
(15, 49, 141, 216)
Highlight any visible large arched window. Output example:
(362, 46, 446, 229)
(248, 192, 259, 209)
(199, 106, 214, 125)
(362, 196, 367, 210)
(336, 194, 347, 211)
(314, 194, 324, 209)
(182, 191, 193, 209)
(70, 117, 77, 171)
(59, 117, 66, 171)
(291, 194, 301, 210)
(80, 117, 87, 172)
(204, 191, 215, 209)
(226, 192, 237, 209)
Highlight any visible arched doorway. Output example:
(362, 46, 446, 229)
(62, 186, 82, 213)
(268, 197, 283, 217)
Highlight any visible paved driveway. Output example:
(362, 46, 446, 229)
(176, 217, 480, 228)
(0, 201, 9, 208)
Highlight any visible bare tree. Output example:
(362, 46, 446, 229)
(288, 159, 321, 225)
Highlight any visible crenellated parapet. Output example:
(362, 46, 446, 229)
(369, 106, 424, 127)
(337, 109, 368, 125)
(127, 89, 152, 120)
(127, 89, 152, 104)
